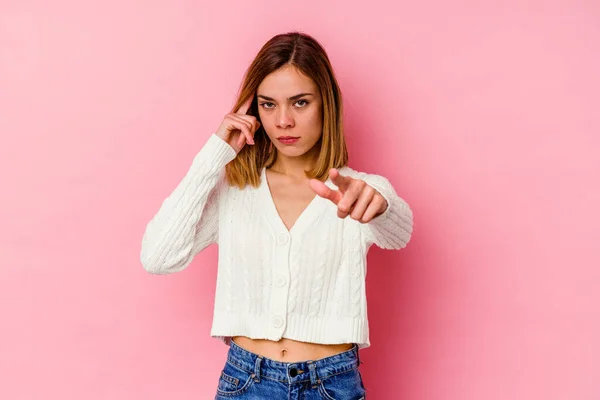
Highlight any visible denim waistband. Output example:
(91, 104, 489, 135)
(226, 340, 361, 387)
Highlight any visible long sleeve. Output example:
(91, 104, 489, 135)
(343, 167, 414, 250)
(140, 134, 237, 274)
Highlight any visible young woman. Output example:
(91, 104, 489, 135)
(141, 31, 413, 399)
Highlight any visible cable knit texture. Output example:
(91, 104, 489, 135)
(140, 134, 413, 348)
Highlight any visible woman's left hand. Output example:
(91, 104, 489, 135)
(310, 168, 388, 223)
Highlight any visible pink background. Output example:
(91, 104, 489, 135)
(1, 1, 599, 399)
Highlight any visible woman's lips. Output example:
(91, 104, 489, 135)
(277, 136, 300, 145)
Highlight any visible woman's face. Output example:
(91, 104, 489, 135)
(257, 65, 323, 159)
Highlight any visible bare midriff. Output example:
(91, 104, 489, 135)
(231, 336, 354, 363)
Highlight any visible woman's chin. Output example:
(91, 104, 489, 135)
(275, 146, 310, 158)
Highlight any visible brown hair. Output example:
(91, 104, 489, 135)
(225, 31, 348, 188)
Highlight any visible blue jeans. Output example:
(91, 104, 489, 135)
(215, 339, 367, 399)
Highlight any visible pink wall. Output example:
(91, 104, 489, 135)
(1, 1, 599, 399)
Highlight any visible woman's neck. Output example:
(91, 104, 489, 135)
(269, 146, 320, 179)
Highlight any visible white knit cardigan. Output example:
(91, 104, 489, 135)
(141, 134, 413, 348)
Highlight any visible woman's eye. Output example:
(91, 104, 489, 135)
(259, 100, 308, 109)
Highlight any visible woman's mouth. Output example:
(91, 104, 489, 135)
(277, 136, 300, 145)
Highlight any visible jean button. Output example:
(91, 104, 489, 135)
(289, 367, 298, 377)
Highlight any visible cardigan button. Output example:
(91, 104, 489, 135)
(275, 275, 287, 287)
(277, 233, 289, 245)
(272, 315, 284, 328)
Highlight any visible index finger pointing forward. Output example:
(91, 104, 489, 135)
(236, 96, 254, 115)
(309, 179, 343, 205)
(329, 168, 353, 192)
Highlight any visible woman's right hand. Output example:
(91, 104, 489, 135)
(215, 96, 261, 153)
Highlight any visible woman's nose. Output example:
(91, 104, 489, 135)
(276, 108, 294, 128)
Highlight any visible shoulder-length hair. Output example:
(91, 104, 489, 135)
(225, 31, 348, 188)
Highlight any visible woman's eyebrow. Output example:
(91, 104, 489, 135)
(257, 93, 314, 101)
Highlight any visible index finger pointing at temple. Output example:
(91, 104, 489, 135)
(236, 96, 254, 115)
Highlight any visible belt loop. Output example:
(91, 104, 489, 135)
(356, 344, 361, 365)
(253, 355, 262, 383)
(307, 361, 318, 389)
